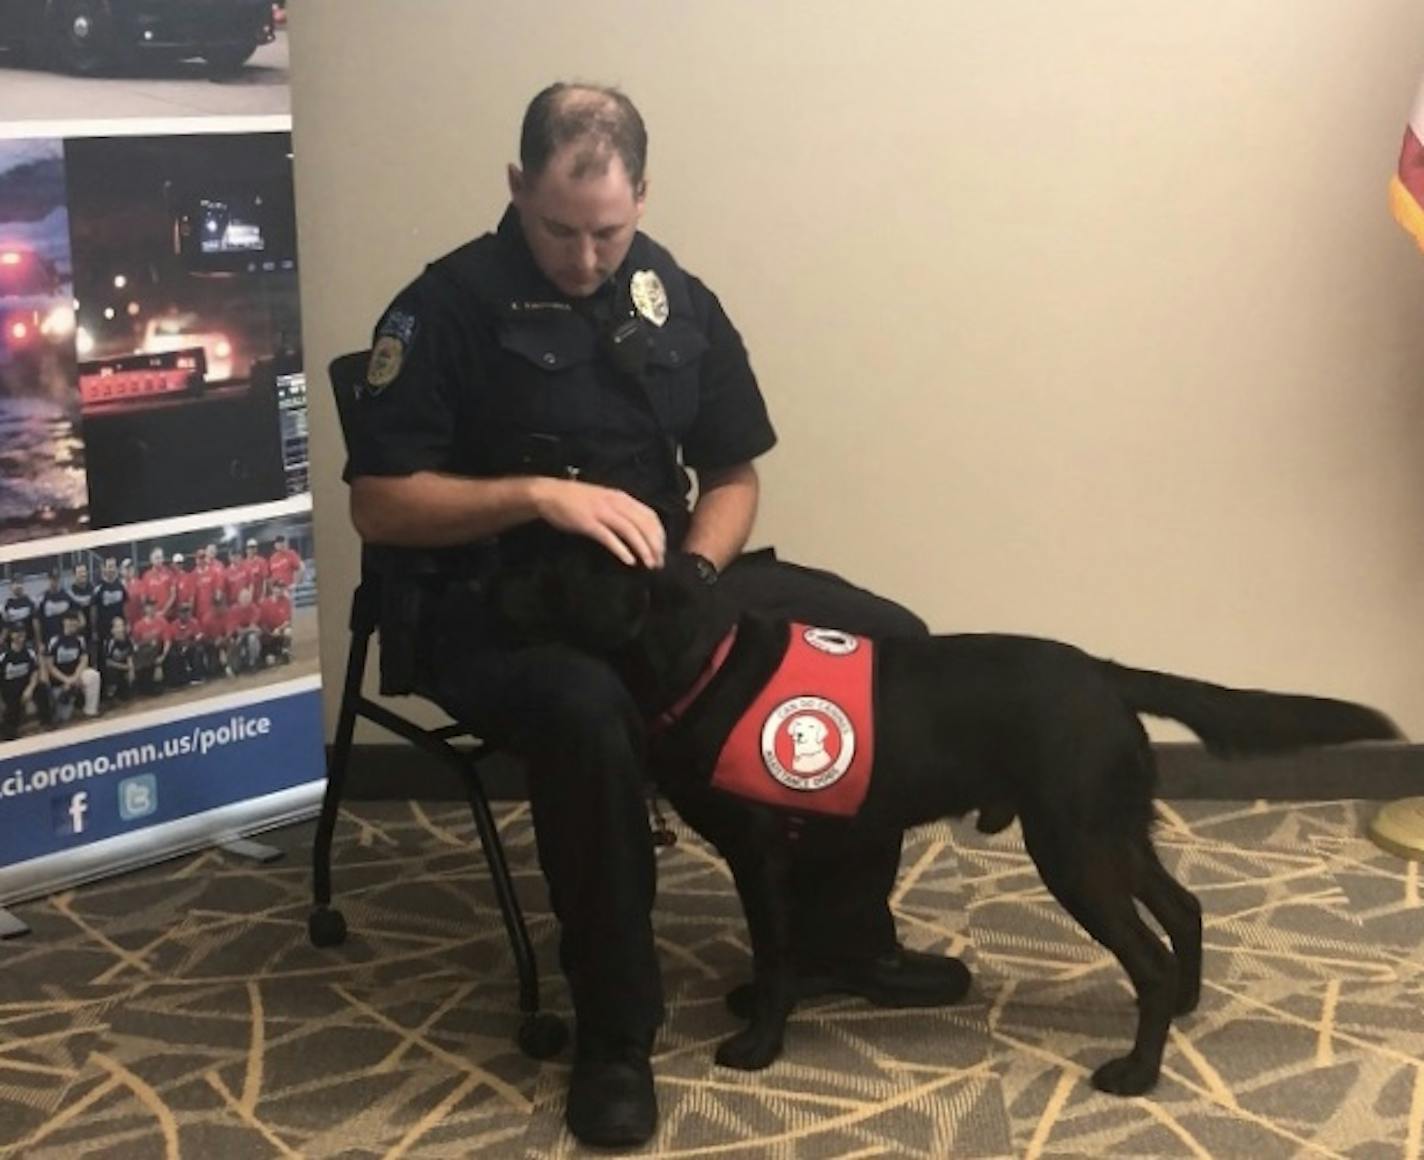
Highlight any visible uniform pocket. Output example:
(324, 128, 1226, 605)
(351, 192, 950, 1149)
(493, 316, 599, 431)
(644, 320, 709, 438)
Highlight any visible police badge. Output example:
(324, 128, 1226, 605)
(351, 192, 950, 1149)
(630, 269, 669, 327)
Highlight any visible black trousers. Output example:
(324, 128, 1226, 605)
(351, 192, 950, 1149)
(425, 549, 928, 1044)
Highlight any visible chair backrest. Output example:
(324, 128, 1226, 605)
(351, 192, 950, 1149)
(327, 350, 371, 463)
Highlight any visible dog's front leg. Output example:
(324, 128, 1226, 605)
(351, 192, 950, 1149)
(715, 838, 795, 1071)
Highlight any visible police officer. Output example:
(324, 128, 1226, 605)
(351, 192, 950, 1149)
(345, 83, 969, 1149)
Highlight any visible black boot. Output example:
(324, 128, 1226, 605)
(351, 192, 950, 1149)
(566, 1033, 657, 1148)
(725, 948, 972, 1020)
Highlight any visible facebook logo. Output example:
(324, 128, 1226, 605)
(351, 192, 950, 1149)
(52, 791, 89, 836)
(118, 775, 157, 822)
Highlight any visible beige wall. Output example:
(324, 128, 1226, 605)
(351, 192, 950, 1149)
(289, 1, 1424, 742)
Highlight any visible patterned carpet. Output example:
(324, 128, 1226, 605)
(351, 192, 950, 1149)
(1, 798, 1422, 1158)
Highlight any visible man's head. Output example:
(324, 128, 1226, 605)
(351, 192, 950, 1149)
(149, 547, 165, 569)
(120, 558, 133, 579)
(45, 569, 60, 590)
(111, 617, 127, 640)
(508, 83, 648, 298)
(10, 576, 23, 595)
(245, 538, 258, 556)
(61, 610, 80, 635)
(7, 625, 25, 649)
(102, 557, 117, 581)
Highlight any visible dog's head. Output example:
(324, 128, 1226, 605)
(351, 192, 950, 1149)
(493, 536, 730, 711)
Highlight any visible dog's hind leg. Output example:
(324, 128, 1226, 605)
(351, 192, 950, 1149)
(1022, 820, 1178, 1096)
(1133, 839, 1203, 1015)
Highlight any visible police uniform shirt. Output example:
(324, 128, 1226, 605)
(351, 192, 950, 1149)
(3, 595, 35, 633)
(47, 633, 86, 677)
(345, 206, 777, 536)
(38, 592, 75, 644)
(1, 645, 39, 695)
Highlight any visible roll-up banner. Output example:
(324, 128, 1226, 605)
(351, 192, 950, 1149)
(0, 17, 323, 910)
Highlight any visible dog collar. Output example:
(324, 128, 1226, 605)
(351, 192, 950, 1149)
(653, 624, 738, 731)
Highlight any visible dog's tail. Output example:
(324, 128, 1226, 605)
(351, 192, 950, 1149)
(1104, 663, 1402, 758)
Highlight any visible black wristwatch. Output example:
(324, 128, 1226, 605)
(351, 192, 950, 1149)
(686, 552, 719, 586)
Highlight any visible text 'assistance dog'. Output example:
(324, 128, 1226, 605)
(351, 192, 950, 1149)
(495, 540, 1401, 1097)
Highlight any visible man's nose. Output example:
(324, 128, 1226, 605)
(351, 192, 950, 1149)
(574, 234, 597, 271)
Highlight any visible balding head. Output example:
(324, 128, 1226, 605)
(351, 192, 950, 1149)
(519, 82, 648, 194)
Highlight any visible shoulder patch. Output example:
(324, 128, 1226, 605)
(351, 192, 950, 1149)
(366, 307, 418, 395)
(366, 335, 405, 394)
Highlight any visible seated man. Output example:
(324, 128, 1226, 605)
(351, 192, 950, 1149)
(167, 602, 205, 685)
(101, 617, 137, 705)
(44, 610, 100, 723)
(257, 579, 293, 664)
(199, 588, 232, 677)
(130, 598, 173, 695)
(344, 81, 969, 1150)
(225, 588, 263, 674)
(1, 623, 51, 739)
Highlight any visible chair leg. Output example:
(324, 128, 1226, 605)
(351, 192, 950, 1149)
(463, 767, 538, 1012)
(311, 624, 369, 923)
(464, 765, 570, 1060)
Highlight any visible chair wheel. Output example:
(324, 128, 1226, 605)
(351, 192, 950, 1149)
(517, 1012, 568, 1060)
(308, 907, 347, 948)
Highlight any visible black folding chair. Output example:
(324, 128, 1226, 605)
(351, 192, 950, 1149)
(308, 350, 567, 1060)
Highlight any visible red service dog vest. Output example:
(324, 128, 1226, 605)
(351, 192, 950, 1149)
(710, 624, 876, 818)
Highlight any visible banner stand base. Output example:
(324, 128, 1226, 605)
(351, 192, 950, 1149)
(219, 837, 285, 864)
(0, 908, 31, 939)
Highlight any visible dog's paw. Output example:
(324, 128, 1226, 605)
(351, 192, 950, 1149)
(714, 1029, 782, 1071)
(1090, 1055, 1158, 1097)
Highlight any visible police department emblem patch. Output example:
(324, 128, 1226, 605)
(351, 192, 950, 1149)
(760, 696, 856, 791)
(631, 269, 669, 327)
(366, 335, 404, 393)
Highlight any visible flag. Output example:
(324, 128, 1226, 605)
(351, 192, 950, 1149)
(1390, 76, 1424, 253)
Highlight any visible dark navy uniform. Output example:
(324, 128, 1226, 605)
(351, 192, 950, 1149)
(1, 640, 50, 738)
(37, 589, 75, 650)
(102, 635, 135, 702)
(346, 206, 925, 1047)
(94, 578, 128, 646)
(3, 593, 37, 642)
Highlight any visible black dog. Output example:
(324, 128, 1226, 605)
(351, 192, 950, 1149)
(496, 541, 1401, 1096)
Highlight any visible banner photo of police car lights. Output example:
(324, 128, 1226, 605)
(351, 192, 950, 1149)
(0, 115, 323, 909)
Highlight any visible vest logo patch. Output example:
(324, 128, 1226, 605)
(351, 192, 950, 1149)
(803, 627, 859, 656)
(761, 696, 856, 791)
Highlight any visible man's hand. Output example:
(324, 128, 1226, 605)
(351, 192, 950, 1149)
(531, 478, 666, 569)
